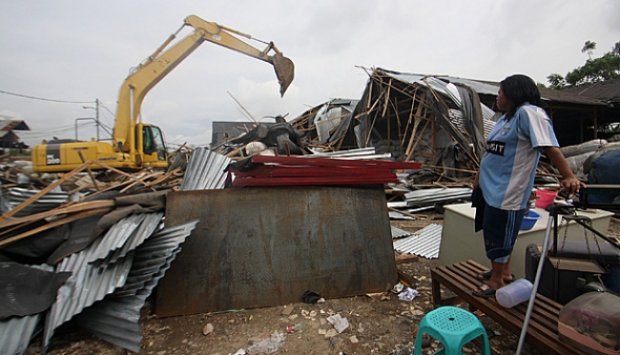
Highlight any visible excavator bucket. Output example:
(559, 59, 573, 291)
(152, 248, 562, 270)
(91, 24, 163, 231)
(273, 52, 295, 97)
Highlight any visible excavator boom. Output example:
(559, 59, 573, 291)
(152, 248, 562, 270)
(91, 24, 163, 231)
(113, 14, 295, 155)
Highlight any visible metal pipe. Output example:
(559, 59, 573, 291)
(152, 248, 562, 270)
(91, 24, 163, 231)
(516, 205, 556, 354)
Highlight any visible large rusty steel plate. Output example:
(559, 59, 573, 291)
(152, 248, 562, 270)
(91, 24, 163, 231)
(155, 186, 397, 316)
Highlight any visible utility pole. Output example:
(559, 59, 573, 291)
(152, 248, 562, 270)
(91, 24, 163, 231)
(95, 98, 100, 141)
(82, 99, 101, 141)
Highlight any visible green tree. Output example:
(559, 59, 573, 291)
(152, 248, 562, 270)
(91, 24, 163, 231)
(546, 73, 566, 88)
(582, 40, 597, 59)
(548, 40, 620, 89)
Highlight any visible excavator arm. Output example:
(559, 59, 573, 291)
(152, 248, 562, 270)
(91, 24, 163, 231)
(113, 15, 294, 155)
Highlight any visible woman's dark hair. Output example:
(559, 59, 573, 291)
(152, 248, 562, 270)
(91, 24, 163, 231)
(500, 74, 541, 118)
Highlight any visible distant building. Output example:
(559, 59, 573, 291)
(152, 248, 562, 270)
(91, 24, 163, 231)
(210, 121, 275, 148)
(0, 120, 30, 149)
(562, 78, 620, 140)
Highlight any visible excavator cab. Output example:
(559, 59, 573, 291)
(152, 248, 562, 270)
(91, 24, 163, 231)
(140, 124, 168, 168)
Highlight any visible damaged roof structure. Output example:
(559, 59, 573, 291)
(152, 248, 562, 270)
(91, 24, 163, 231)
(0, 119, 30, 149)
(291, 68, 497, 184)
(288, 68, 614, 185)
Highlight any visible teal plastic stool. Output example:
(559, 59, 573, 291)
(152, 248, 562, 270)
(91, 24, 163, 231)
(413, 306, 490, 355)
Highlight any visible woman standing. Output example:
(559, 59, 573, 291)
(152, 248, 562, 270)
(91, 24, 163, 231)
(472, 74, 583, 296)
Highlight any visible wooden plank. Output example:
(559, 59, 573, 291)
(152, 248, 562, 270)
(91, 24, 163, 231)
(120, 171, 153, 193)
(0, 161, 90, 223)
(456, 260, 565, 326)
(0, 208, 109, 248)
(437, 264, 559, 342)
(430, 260, 583, 355)
(0, 199, 114, 229)
(145, 168, 181, 187)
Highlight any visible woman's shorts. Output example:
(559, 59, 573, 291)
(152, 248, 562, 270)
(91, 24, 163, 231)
(473, 189, 525, 263)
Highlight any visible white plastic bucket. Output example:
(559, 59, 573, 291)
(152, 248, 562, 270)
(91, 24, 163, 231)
(496, 278, 533, 308)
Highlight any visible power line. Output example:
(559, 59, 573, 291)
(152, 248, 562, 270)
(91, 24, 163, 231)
(18, 122, 100, 137)
(99, 102, 116, 117)
(0, 89, 93, 104)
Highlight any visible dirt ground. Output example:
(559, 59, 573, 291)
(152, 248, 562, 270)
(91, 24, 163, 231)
(28, 214, 620, 355)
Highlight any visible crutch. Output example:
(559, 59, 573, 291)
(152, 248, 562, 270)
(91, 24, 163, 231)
(516, 204, 558, 354)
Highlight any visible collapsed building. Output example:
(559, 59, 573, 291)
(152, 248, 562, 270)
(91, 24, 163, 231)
(291, 68, 497, 183)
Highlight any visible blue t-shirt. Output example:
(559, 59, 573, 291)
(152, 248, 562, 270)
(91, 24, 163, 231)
(479, 104, 559, 210)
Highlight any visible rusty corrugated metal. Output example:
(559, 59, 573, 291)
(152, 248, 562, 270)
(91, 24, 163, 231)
(156, 186, 398, 316)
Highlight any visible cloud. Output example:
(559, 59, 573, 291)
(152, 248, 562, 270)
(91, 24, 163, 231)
(1, 0, 618, 148)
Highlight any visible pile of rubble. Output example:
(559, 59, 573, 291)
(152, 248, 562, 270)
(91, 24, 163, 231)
(0, 143, 432, 353)
(0, 149, 200, 353)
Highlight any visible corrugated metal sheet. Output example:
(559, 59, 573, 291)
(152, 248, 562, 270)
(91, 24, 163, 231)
(313, 100, 357, 143)
(308, 147, 392, 160)
(105, 213, 164, 264)
(0, 263, 53, 355)
(402, 187, 472, 207)
(42, 213, 167, 348)
(393, 223, 443, 259)
(391, 225, 415, 239)
(85, 214, 146, 263)
(0, 314, 41, 355)
(43, 252, 134, 348)
(112, 221, 197, 297)
(388, 211, 415, 220)
(6, 187, 68, 216)
(380, 69, 606, 106)
(75, 221, 198, 353)
(180, 147, 231, 190)
(449, 108, 495, 138)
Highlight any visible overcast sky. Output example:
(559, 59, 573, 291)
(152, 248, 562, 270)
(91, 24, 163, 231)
(1, 1, 619, 148)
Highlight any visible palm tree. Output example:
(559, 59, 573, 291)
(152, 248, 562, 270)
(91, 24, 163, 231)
(582, 40, 597, 59)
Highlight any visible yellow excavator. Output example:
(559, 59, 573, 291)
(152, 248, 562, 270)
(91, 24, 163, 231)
(31, 15, 294, 173)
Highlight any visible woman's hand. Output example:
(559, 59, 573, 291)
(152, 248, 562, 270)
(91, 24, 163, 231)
(560, 176, 584, 194)
(545, 147, 586, 195)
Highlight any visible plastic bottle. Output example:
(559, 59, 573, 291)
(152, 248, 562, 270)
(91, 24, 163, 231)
(496, 278, 533, 308)
(286, 323, 302, 333)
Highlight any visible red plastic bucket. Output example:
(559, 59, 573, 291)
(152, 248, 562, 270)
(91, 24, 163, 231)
(535, 189, 557, 208)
